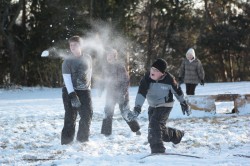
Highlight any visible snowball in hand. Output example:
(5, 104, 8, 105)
(41, 50, 49, 57)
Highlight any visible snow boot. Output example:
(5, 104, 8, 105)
(150, 143, 166, 154)
(171, 130, 184, 144)
(126, 120, 140, 132)
(101, 118, 112, 136)
(136, 130, 142, 135)
(61, 128, 75, 145)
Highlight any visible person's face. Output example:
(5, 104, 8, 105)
(186, 53, 194, 60)
(150, 67, 164, 80)
(106, 52, 116, 64)
(70, 41, 82, 57)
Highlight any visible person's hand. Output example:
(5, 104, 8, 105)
(134, 106, 141, 115)
(180, 101, 191, 116)
(69, 92, 81, 108)
(126, 106, 141, 122)
(200, 80, 205, 86)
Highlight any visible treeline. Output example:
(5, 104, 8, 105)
(0, 0, 249, 87)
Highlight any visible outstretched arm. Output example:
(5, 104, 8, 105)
(170, 75, 191, 116)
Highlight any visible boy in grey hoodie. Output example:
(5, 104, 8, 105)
(100, 48, 140, 136)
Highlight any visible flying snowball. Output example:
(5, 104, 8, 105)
(41, 50, 49, 57)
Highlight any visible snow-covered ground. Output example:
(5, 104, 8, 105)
(0, 82, 250, 166)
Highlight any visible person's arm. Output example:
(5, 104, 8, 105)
(62, 60, 74, 94)
(125, 74, 149, 122)
(169, 76, 185, 103)
(134, 74, 149, 108)
(197, 60, 205, 84)
(62, 61, 81, 108)
(118, 65, 130, 95)
(63, 74, 74, 94)
(169, 75, 191, 116)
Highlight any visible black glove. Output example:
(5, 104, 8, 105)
(134, 106, 141, 115)
(69, 92, 81, 108)
(180, 101, 191, 116)
(126, 106, 141, 122)
(200, 80, 205, 86)
(178, 77, 183, 84)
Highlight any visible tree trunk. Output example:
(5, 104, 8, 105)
(1, 1, 24, 84)
(218, 54, 227, 82)
(229, 53, 234, 82)
(146, 0, 153, 69)
(161, 0, 179, 58)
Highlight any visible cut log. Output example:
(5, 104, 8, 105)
(185, 95, 216, 112)
(185, 94, 250, 113)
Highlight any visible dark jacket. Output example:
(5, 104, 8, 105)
(103, 61, 130, 97)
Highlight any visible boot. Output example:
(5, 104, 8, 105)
(150, 143, 165, 154)
(126, 120, 140, 132)
(61, 128, 75, 145)
(171, 130, 184, 144)
(101, 118, 112, 136)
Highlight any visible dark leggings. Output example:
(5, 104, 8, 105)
(61, 87, 93, 144)
(148, 107, 183, 151)
(101, 92, 140, 134)
(185, 83, 197, 95)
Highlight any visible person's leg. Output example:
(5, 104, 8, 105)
(101, 106, 115, 136)
(101, 95, 116, 136)
(162, 127, 184, 144)
(148, 107, 171, 153)
(186, 83, 198, 95)
(76, 90, 93, 142)
(119, 93, 140, 133)
(186, 83, 191, 95)
(154, 105, 184, 145)
(61, 87, 77, 145)
(189, 84, 197, 95)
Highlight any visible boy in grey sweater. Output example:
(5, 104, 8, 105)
(61, 36, 93, 145)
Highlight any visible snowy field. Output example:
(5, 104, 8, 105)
(0, 82, 250, 166)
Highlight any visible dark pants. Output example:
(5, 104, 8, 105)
(148, 107, 184, 153)
(61, 87, 93, 145)
(101, 92, 140, 135)
(186, 83, 197, 95)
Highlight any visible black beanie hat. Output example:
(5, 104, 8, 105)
(151, 58, 167, 73)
